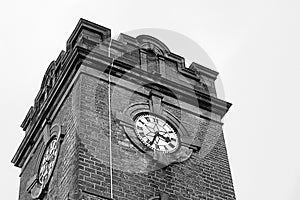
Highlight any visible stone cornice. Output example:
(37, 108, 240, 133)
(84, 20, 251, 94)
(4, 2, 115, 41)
(189, 62, 219, 80)
(12, 47, 85, 168)
(66, 18, 111, 51)
(80, 48, 232, 118)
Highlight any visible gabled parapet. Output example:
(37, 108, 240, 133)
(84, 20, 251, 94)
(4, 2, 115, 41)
(136, 34, 171, 56)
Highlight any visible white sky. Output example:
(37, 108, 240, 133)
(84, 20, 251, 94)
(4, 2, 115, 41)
(1, 1, 300, 199)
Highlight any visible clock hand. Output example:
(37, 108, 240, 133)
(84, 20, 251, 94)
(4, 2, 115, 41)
(143, 123, 154, 133)
(149, 132, 159, 145)
(160, 130, 174, 137)
(153, 117, 160, 132)
(158, 134, 171, 143)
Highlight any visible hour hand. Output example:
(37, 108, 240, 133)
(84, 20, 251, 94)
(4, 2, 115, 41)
(158, 134, 171, 143)
(149, 133, 159, 145)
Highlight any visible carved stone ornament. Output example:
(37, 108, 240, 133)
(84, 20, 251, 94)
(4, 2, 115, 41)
(115, 93, 195, 167)
(26, 123, 65, 199)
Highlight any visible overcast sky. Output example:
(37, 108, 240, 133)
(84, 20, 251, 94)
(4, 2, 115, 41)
(1, 1, 300, 200)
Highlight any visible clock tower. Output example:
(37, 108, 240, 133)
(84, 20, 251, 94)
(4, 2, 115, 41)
(12, 19, 235, 200)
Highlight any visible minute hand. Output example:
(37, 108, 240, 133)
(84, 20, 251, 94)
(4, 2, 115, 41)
(149, 133, 159, 145)
(158, 134, 171, 143)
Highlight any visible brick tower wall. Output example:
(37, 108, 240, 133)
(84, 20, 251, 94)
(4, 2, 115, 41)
(18, 80, 81, 200)
(13, 19, 235, 200)
(76, 65, 236, 200)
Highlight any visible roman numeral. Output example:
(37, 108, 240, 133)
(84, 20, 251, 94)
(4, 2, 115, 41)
(169, 143, 175, 148)
(139, 132, 145, 137)
(137, 126, 143, 130)
(145, 117, 150, 122)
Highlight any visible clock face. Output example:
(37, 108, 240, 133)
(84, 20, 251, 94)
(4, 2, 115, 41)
(38, 137, 59, 185)
(135, 114, 179, 153)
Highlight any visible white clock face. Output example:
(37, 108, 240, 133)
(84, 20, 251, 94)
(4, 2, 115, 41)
(135, 114, 179, 153)
(38, 137, 58, 185)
